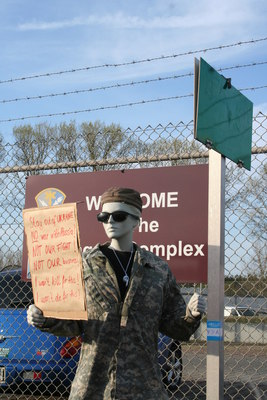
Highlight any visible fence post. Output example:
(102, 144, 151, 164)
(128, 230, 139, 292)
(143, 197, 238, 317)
(206, 149, 225, 399)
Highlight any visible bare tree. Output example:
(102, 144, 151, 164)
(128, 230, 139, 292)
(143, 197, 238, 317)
(242, 163, 267, 240)
(251, 243, 267, 278)
(80, 121, 131, 170)
(225, 162, 267, 277)
(0, 133, 5, 164)
(8, 123, 54, 211)
(0, 250, 22, 271)
(55, 121, 81, 172)
(12, 123, 54, 171)
(140, 137, 207, 167)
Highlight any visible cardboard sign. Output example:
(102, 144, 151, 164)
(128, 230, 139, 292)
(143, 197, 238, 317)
(23, 203, 87, 320)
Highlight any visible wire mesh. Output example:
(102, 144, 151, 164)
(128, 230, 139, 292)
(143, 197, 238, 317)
(0, 115, 266, 399)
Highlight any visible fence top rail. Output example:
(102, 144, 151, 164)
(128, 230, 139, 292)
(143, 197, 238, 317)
(0, 146, 266, 174)
(0, 150, 208, 174)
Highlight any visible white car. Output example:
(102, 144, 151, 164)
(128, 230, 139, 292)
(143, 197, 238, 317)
(224, 306, 256, 317)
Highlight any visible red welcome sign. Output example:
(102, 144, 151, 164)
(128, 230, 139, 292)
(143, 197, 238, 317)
(22, 165, 208, 283)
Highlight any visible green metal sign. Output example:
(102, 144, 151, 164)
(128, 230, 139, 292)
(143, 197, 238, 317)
(194, 58, 253, 170)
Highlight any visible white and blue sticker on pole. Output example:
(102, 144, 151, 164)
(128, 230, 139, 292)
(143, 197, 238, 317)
(207, 320, 223, 341)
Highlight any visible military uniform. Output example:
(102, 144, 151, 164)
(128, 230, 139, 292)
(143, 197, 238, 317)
(41, 243, 200, 400)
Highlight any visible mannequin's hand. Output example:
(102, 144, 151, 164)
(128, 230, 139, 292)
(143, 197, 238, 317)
(187, 293, 206, 317)
(27, 304, 46, 328)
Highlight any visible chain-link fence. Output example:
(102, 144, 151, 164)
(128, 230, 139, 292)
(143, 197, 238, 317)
(0, 114, 266, 399)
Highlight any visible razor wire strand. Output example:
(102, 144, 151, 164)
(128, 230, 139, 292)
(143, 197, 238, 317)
(0, 73, 194, 104)
(0, 37, 266, 84)
(1, 61, 266, 105)
(0, 85, 266, 124)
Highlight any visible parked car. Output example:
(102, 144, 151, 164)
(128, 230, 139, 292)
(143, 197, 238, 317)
(224, 306, 257, 317)
(0, 269, 182, 395)
(158, 333, 183, 390)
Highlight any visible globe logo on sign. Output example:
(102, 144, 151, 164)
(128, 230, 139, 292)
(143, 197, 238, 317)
(26, 188, 67, 279)
(35, 188, 66, 208)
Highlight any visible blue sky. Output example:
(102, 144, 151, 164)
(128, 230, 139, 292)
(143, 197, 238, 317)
(0, 0, 267, 143)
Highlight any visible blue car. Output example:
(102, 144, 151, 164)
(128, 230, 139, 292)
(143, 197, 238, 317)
(0, 269, 182, 396)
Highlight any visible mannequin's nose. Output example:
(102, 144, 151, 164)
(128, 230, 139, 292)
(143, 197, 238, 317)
(107, 214, 114, 223)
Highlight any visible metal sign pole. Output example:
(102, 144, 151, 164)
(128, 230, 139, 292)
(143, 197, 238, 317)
(206, 149, 225, 399)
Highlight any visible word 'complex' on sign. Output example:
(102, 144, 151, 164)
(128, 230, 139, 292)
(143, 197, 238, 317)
(23, 203, 87, 320)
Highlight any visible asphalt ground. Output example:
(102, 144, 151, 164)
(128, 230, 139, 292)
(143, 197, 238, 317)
(1, 343, 266, 400)
(169, 343, 267, 400)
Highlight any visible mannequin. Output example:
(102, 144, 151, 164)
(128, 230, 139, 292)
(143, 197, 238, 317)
(27, 187, 206, 400)
(100, 201, 140, 251)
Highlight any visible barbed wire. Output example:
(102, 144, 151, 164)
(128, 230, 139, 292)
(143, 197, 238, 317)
(0, 37, 266, 85)
(0, 85, 266, 124)
(0, 73, 193, 104)
(241, 84, 267, 92)
(218, 61, 267, 73)
(1, 61, 266, 105)
(0, 94, 193, 123)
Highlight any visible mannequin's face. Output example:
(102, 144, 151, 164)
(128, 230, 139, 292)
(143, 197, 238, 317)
(101, 202, 140, 241)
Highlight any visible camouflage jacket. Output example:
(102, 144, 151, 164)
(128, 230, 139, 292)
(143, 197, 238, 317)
(41, 243, 200, 400)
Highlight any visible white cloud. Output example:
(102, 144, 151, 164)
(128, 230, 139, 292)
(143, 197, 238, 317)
(18, 16, 87, 31)
(15, 0, 263, 77)
(17, 2, 256, 32)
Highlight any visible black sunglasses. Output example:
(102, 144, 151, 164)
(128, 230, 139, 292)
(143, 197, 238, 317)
(97, 211, 139, 223)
